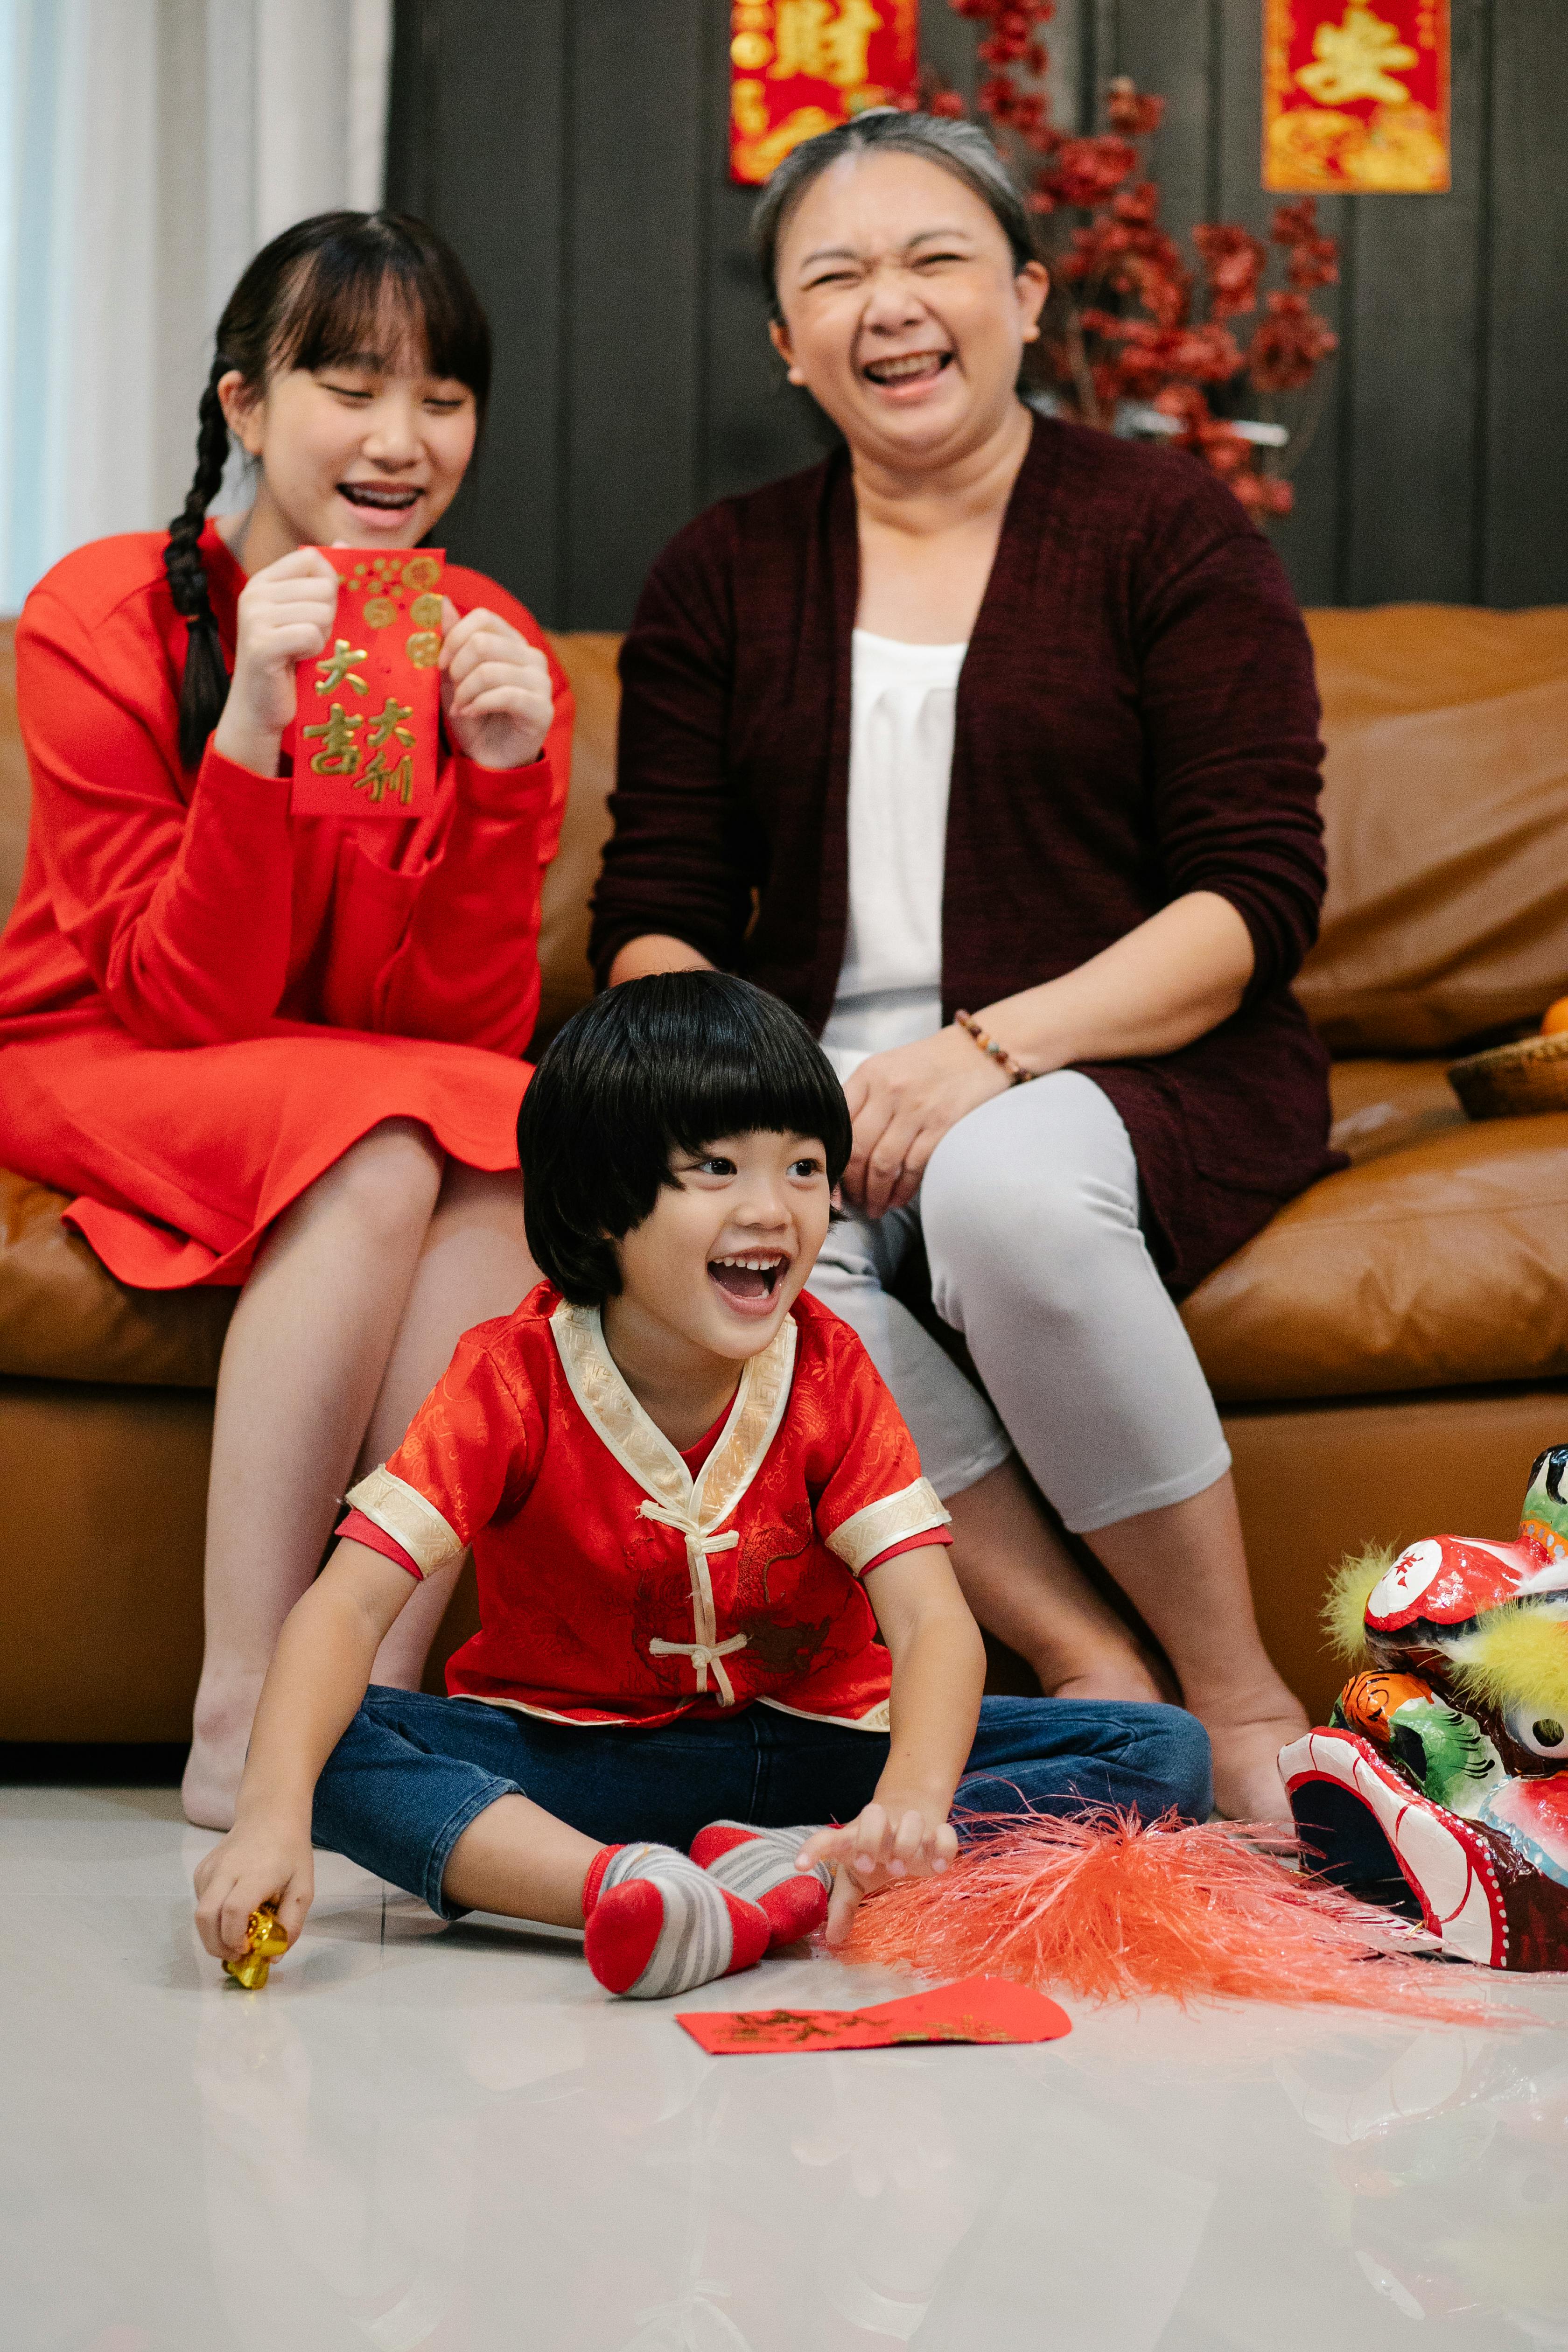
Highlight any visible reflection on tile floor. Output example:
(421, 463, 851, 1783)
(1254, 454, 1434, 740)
(6, 1785, 1568, 2350)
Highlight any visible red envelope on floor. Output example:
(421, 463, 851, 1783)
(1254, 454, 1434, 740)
(286, 547, 445, 818)
(677, 1975, 1071, 2054)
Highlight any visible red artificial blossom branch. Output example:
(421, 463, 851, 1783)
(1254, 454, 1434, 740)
(924, 4, 1339, 520)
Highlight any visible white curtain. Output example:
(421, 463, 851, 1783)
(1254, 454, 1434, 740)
(0, 0, 392, 611)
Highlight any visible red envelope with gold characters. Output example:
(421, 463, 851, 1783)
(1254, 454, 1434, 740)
(287, 547, 445, 819)
(677, 1974, 1071, 2055)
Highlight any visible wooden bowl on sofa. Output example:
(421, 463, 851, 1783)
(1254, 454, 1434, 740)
(1448, 1031, 1568, 1120)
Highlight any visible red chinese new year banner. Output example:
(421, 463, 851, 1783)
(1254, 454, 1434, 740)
(1264, 1, 1450, 192)
(286, 548, 445, 820)
(730, 0, 919, 186)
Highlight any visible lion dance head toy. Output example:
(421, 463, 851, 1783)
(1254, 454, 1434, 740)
(1282, 1445, 1568, 1971)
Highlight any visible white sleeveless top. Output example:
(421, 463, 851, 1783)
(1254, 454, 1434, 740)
(819, 629, 968, 1083)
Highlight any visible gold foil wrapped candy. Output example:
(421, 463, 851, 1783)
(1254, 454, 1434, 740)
(223, 1902, 289, 1989)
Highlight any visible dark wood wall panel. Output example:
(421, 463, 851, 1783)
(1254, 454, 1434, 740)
(1213, 0, 1352, 605)
(1343, 0, 1491, 603)
(387, 0, 570, 620)
(390, 0, 1567, 628)
(1484, 0, 1568, 607)
(1103, 0, 1219, 236)
(560, 2, 708, 626)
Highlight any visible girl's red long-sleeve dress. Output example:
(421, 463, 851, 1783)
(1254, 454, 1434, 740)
(0, 524, 572, 1288)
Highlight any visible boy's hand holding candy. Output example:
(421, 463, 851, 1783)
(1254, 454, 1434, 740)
(439, 595, 553, 770)
(193, 1813, 315, 1969)
(798, 1797, 959, 1946)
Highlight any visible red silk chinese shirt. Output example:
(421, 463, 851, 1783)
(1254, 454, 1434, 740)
(344, 1284, 951, 1731)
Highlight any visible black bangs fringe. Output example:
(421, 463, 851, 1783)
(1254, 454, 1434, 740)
(658, 1044, 852, 1178)
(622, 978, 852, 1183)
(271, 212, 491, 415)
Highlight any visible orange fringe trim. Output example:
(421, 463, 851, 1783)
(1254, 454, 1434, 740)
(840, 1809, 1515, 2024)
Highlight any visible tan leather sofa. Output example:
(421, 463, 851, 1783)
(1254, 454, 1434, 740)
(4, 609, 1568, 1742)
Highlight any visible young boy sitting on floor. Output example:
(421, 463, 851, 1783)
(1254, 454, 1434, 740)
(195, 973, 1210, 1999)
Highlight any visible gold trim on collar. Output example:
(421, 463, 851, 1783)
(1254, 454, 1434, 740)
(549, 1299, 797, 1536)
(691, 1313, 796, 1531)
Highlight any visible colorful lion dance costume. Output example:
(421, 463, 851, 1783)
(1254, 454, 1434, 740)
(1283, 1444, 1568, 1971)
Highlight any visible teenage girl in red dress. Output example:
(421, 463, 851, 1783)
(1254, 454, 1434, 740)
(0, 213, 573, 1827)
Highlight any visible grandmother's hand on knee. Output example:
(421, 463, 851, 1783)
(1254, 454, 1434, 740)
(843, 1030, 1012, 1218)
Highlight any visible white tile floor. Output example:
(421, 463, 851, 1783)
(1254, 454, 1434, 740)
(7, 1784, 1568, 2352)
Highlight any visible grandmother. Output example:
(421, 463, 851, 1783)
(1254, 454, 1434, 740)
(589, 110, 1337, 1819)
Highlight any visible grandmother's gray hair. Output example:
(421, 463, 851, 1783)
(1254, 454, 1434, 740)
(752, 108, 1037, 321)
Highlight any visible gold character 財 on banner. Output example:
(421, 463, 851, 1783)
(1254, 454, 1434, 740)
(771, 0, 882, 90)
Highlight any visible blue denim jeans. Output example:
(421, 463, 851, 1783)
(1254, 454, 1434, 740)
(312, 1688, 1213, 1920)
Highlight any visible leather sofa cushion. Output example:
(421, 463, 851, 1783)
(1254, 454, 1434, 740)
(0, 1167, 231, 1386)
(1296, 605, 1568, 1055)
(1183, 1059, 1568, 1402)
(1322, 1052, 1467, 1165)
(534, 631, 618, 1039)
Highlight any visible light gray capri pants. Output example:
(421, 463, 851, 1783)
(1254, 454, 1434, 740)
(806, 1069, 1231, 1534)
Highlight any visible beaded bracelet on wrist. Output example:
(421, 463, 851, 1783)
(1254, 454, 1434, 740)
(954, 1010, 1036, 1086)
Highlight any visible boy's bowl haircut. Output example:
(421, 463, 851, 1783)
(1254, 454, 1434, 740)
(518, 972, 854, 1308)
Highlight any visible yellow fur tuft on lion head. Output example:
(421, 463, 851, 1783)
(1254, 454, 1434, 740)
(1450, 1601, 1568, 1722)
(1321, 1544, 1397, 1664)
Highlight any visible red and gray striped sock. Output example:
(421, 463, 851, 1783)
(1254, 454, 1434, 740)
(689, 1820, 833, 1947)
(582, 1842, 770, 1999)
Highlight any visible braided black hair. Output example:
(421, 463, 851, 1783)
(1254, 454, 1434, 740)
(162, 210, 491, 772)
(165, 356, 236, 771)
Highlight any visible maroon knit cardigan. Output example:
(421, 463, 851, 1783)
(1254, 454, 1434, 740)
(590, 414, 1342, 1294)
